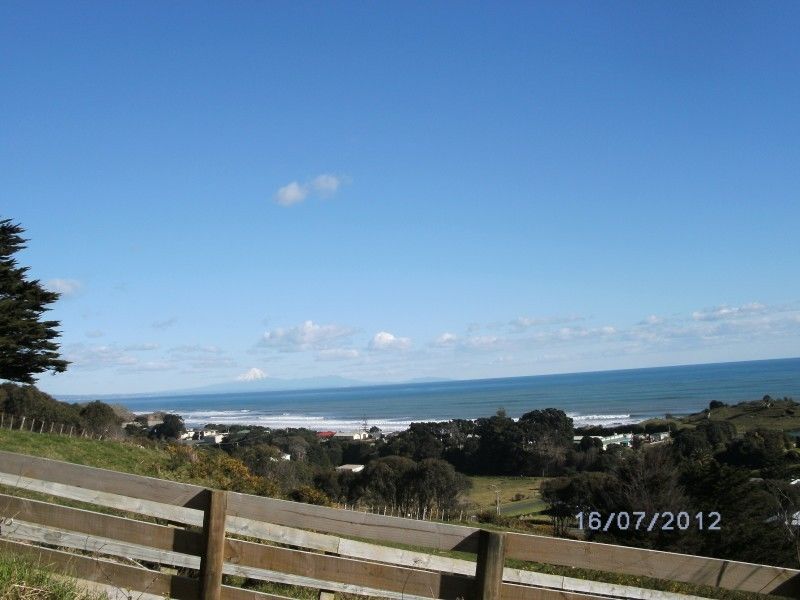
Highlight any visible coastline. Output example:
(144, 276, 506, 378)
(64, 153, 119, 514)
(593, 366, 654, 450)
(115, 357, 800, 434)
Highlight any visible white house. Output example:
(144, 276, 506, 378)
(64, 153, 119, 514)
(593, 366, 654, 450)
(336, 464, 365, 473)
(573, 433, 634, 450)
(333, 431, 369, 441)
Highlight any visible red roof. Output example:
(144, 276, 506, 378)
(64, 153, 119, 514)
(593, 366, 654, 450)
(316, 430, 336, 438)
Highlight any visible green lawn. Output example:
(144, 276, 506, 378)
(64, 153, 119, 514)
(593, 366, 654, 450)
(499, 497, 547, 516)
(465, 475, 547, 514)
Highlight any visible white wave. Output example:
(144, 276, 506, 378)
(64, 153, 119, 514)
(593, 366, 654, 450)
(570, 414, 637, 426)
(143, 407, 639, 433)
(179, 412, 414, 433)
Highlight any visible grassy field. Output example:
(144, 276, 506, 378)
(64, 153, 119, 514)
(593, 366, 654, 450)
(0, 552, 107, 600)
(0, 427, 275, 496)
(682, 398, 800, 433)
(0, 428, 171, 474)
(465, 475, 547, 515)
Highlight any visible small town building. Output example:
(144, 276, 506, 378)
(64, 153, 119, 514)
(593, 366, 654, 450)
(333, 431, 369, 441)
(316, 431, 336, 439)
(336, 464, 365, 473)
(573, 433, 634, 450)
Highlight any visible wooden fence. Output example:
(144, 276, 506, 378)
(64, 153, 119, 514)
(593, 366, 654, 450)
(1, 449, 799, 600)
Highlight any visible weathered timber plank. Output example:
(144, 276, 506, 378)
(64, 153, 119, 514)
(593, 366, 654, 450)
(225, 515, 702, 599)
(506, 532, 800, 596)
(227, 492, 480, 552)
(220, 586, 295, 600)
(475, 530, 505, 600)
(503, 569, 705, 600)
(200, 489, 228, 600)
(68, 578, 170, 600)
(2, 523, 431, 600)
(224, 563, 432, 600)
(225, 537, 475, 599)
(4, 520, 701, 600)
(500, 583, 611, 600)
(0, 449, 206, 508)
(0, 472, 203, 525)
(0, 492, 203, 555)
(0, 538, 199, 599)
(2, 521, 201, 570)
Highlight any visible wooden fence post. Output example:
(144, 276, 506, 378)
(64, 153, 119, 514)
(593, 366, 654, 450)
(475, 530, 505, 600)
(20, 416, 25, 430)
(199, 489, 227, 600)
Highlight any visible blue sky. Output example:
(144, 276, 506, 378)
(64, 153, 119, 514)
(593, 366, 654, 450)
(2, 2, 799, 395)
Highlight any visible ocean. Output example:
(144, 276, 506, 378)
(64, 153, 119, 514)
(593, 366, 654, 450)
(118, 358, 800, 432)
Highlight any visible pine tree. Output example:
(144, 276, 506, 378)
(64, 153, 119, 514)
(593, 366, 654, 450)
(0, 219, 68, 383)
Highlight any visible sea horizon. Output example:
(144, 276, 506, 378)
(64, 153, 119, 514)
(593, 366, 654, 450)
(101, 357, 800, 433)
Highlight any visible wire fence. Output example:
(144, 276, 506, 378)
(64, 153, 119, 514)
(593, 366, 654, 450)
(0, 412, 109, 440)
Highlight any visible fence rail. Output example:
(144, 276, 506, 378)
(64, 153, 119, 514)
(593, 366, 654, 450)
(0, 449, 798, 600)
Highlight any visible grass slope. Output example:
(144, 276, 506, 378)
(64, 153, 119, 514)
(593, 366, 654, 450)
(681, 398, 800, 433)
(0, 552, 107, 600)
(0, 428, 275, 495)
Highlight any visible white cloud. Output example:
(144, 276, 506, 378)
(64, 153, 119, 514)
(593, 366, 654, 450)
(433, 332, 458, 347)
(275, 181, 309, 206)
(640, 315, 663, 325)
(261, 320, 355, 352)
(464, 335, 502, 350)
(509, 315, 584, 332)
(128, 361, 173, 373)
(692, 303, 766, 322)
(274, 174, 347, 206)
(169, 344, 222, 354)
(152, 317, 178, 330)
(47, 278, 82, 297)
(369, 331, 411, 351)
(237, 367, 267, 381)
(311, 174, 343, 195)
(316, 348, 360, 361)
(63, 344, 138, 370)
(124, 343, 160, 352)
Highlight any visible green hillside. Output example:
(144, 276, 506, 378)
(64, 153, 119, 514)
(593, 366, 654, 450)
(682, 397, 800, 433)
(0, 427, 277, 496)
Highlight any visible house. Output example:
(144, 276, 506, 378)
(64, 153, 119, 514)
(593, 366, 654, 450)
(135, 412, 165, 428)
(316, 431, 336, 440)
(280, 453, 291, 461)
(336, 464, 365, 473)
(573, 433, 634, 450)
(333, 431, 369, 441)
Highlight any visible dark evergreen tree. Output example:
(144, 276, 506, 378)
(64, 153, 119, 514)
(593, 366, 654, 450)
(0, 219, 68, 383)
